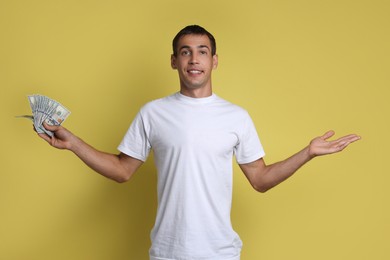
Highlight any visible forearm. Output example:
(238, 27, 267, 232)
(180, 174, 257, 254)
(241, 131, 360, 192)
(38, 124, 142, 182)
(242, 146, 314, 192)
(68, 136, 130, 182)
(261, 146, 313, 191)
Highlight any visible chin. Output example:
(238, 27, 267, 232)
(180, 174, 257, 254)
(181, 80, 204, 89)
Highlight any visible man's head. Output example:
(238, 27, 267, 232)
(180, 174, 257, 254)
(171, 25, 218, 96)
(172, 25, 216, 57)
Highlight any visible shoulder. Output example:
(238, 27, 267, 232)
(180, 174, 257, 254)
(213, 94, 250, 116)
(139, 94, 176, 113)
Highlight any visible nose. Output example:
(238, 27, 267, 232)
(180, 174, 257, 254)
(189, 53, 199, 64)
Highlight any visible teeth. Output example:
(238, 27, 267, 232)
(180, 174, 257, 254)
(189, 70, 201, 74)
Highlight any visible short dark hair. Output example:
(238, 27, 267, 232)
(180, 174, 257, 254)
(172, 25, 217, 57)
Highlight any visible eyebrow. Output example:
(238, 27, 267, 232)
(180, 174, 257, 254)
(179, 45, 211, 51)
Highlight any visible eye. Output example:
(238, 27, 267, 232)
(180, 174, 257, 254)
(181, 50, 191, 56)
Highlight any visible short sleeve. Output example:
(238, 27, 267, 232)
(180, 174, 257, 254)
(234, 112, 265, 164)
(117, 111, 151, 162)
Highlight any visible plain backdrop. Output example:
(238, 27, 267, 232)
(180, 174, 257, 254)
(1, 0, 389, 259)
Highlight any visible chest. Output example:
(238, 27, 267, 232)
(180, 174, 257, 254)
(147, 107, 240, 156)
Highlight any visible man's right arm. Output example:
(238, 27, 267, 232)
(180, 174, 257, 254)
(38, 123, 143, 183)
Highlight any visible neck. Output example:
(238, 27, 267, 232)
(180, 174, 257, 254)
(180, 86, 212, 98)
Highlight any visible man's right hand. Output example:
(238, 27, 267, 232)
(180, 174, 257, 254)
(37, 123, 76, 150)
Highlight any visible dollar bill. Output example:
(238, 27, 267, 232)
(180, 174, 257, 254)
(17, 95, 71, 136)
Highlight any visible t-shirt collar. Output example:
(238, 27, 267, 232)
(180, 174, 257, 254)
(175, 92, 217, 104)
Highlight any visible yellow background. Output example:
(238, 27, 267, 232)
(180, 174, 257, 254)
(1, 0, 388, 259)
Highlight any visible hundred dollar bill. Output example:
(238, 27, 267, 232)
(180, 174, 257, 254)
(17, 94, 71, 136)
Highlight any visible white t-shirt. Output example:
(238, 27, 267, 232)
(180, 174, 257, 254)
(118, 92, 265, 260)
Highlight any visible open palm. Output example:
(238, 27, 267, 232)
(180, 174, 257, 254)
(309, 130, 360, 157)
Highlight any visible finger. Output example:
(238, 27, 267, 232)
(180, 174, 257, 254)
(337, 141, 354, 151)
(321, 130, 335, 140)
(336, 134, 361, 143)
(42, 122, 61, 131)
(335, 135, 361, 151)
(344, 135, 361, 145)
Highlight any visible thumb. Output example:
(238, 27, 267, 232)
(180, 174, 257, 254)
(321, 130, 335, 140)
(42, 122, 61, 131)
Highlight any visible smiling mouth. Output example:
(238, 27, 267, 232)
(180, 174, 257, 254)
(187, 69, 203, 75)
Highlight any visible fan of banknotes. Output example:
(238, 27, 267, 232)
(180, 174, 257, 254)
(17, 94, 71, 137)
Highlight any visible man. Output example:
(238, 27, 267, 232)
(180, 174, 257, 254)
(38, 25, 360, 260)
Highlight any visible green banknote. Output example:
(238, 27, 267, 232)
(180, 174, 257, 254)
(17, 95, 71, 136)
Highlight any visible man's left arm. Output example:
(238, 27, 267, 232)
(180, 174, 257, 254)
(239, 130, 361, 193)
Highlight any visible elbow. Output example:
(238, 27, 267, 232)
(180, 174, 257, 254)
(113, 171, 132, 183)
(257, 188, 269, 193)
(253, 184, 269, 193)
(115, 176, 129, 183)
(255, 186, 270, 193)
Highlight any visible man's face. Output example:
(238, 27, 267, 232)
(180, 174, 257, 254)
(171, 34, 218, 93)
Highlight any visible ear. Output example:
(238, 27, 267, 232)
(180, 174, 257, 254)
(212, 54, 218, 70)
(171, 54, 177, 69)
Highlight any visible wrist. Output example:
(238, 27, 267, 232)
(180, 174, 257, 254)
(68, 134, 82, 152)
(305, 145, 316, 160)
